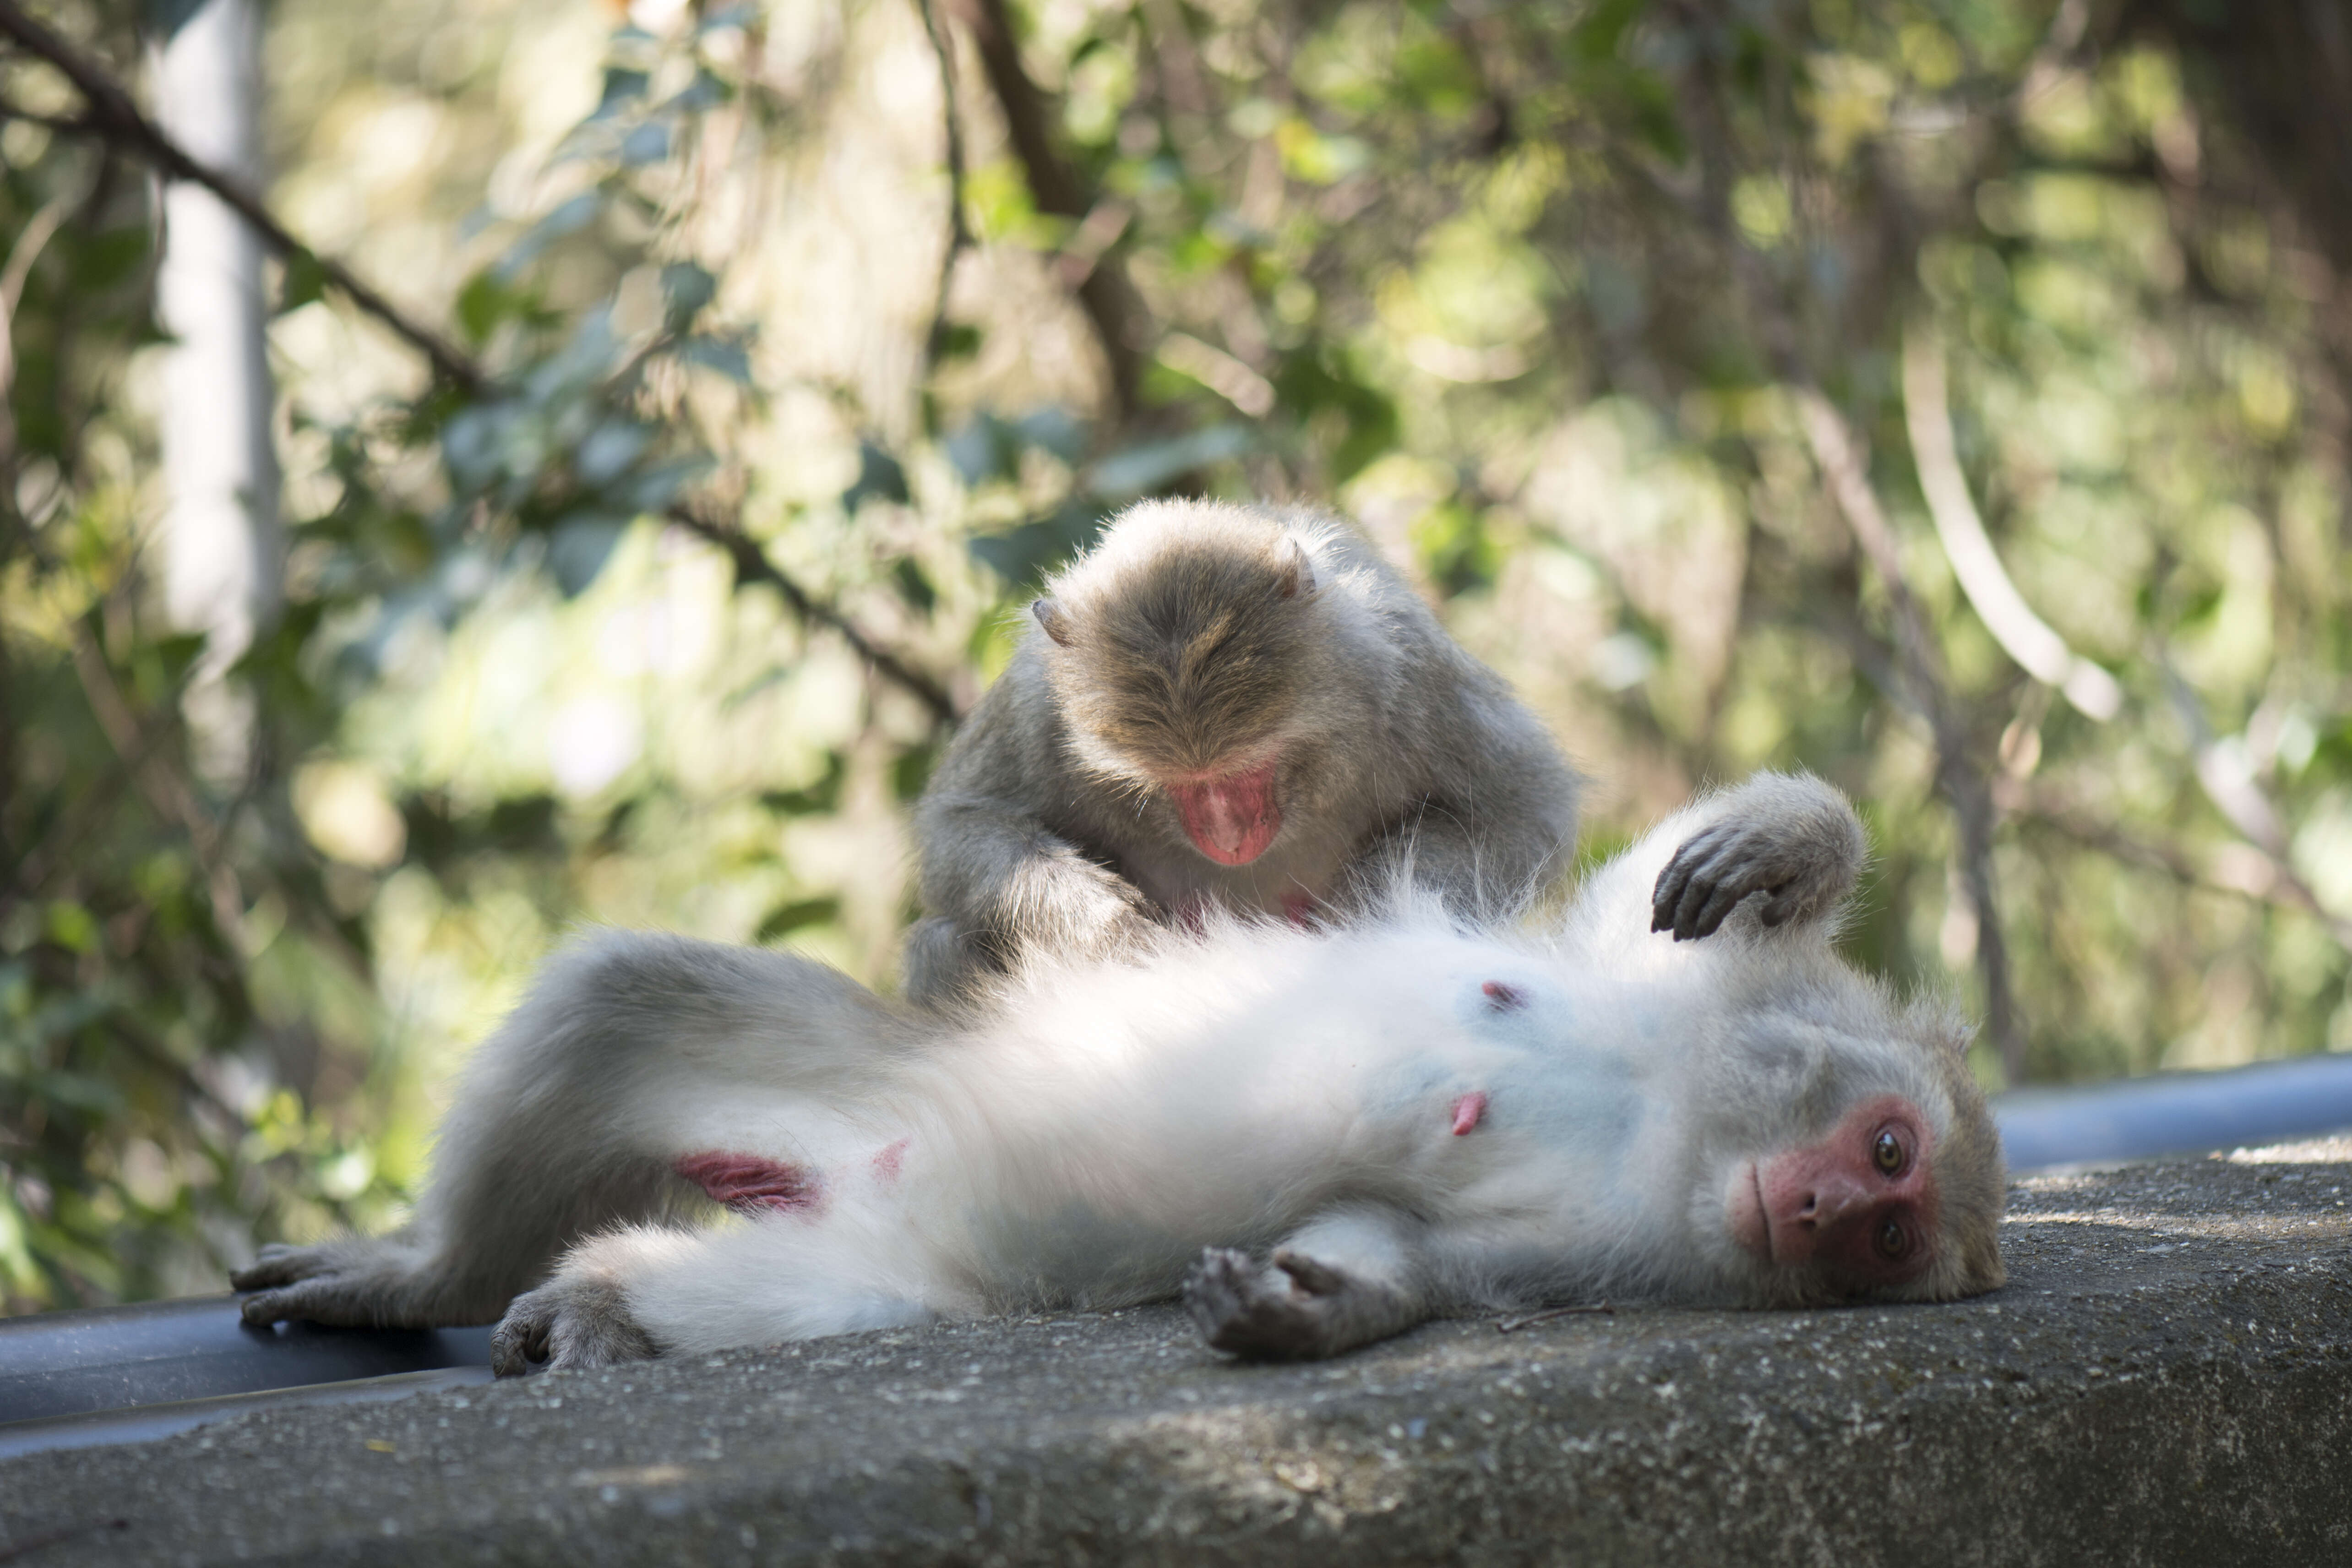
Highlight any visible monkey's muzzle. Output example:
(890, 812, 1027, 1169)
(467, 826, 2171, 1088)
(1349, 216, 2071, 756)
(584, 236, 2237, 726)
(1170, 760, 1282, 865)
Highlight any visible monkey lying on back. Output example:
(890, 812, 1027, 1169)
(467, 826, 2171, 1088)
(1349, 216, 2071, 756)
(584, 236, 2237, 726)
(902, 499, 1579, 1006)
(234, 773, 2006, 1367)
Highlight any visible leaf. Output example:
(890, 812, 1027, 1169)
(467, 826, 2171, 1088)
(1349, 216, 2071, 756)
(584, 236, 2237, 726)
(660, 262, 717, 327)
(548, 517, 629, 596)
(496, 192, 603, 281)
(891, 557, 936, 613)
(623, 456, 712, 512)
(966, 500, 1109, 585)
(619, 123, 672, 167)
(142, 0, 210, 41)
(596, 67, 651, 118)
(574, 421, 652, 486)
(678, 335, 754, 384)
(1083, 424, 1253, 499)
(279, 252, 329, 315)
(842, 441, 911, 511)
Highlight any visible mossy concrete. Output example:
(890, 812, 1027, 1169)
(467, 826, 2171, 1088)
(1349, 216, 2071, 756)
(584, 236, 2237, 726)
(2, 1138, 2347, 1567)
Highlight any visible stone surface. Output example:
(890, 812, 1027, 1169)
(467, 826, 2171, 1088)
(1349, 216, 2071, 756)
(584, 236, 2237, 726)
(2, 1140, 2347, 1567)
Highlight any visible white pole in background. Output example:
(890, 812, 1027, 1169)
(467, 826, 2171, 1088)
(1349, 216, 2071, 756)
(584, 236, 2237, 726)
(154, 0, 279, 785)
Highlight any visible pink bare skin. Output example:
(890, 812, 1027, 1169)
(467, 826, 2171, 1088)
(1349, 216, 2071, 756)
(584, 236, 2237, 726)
(1166, 757, 1282, 866)
(674, 1152, 826, 1216)
(1726, 1094, 1941, 1288)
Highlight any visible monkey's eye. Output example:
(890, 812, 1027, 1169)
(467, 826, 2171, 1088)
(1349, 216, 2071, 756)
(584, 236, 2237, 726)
(1871, 1129, 1904, 1176)
(1874, 1217, 1909, 1261)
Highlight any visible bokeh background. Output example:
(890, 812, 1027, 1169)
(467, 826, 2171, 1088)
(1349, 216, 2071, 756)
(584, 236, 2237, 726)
(3, 0, 2348, 1309)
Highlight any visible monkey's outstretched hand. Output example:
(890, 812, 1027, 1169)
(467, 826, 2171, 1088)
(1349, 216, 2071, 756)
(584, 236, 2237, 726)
(1649, 775, 1867, 941)
(489, 1274, 659, 1375)
(232, 1237, 452, 1330)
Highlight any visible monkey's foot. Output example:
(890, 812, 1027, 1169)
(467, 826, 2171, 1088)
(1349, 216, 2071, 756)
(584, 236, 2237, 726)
(490, 1276, 659, 1376)
(232, 1240, 457, 1330)
(1184, 1247, 1370, 1360)
(1650, 793, 1863, 942)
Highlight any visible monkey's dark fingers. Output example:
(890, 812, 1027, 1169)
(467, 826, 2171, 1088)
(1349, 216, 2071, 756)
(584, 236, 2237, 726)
(229, 1243, 318, 1292)
(1681, 872, 1760, 941)
(236, 1286, 301, 1326)
(234, 1275, 391, 1329)
(1271, 1249, 1350, 1297)
(1758, 882, 1810, 928)
(1650, 828, 1731, 932)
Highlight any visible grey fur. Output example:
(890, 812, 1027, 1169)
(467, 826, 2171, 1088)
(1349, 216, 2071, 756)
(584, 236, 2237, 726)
(903, 499, 1580, 1007)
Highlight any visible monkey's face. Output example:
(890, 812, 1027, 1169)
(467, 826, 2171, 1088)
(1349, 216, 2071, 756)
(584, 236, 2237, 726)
(1723, 1093, 1942, 1297)
(1035, 536, 1323, 866)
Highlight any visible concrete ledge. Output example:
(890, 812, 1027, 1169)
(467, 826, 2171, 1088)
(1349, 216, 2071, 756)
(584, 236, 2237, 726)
(3, 1139, 2347, 1567)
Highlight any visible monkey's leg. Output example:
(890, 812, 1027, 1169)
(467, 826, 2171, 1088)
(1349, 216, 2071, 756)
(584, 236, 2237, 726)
(1183, 1207, 1431, 1360)
(1647, 772, 1866, 942)
(236, 931, 912, 1329)
(490, 1212, 946, 1373)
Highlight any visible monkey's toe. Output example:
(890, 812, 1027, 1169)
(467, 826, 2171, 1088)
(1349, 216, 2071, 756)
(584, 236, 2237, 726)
(489, 1307, 548, 1377)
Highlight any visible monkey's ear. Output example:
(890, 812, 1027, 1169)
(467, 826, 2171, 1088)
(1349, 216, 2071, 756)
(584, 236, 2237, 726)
(1031, 597, 1076, 647)
(1277, 540, 1318, 602)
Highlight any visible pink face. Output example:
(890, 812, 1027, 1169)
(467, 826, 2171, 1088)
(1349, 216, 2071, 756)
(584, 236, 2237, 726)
(1726, 1094, 1940, 1290)
(1166, 756, 1283, 866)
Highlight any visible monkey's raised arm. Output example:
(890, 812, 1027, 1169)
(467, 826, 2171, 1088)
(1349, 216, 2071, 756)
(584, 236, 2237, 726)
(1557, 772, 1866, 975)
(903, 686, 1160, 1007)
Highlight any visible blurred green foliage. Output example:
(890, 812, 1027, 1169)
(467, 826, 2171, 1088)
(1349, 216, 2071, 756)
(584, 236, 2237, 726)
(1, 0, 2349, 1309)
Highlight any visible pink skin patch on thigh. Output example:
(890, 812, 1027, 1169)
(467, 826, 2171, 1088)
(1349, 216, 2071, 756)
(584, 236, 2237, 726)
(871, 1139, 909, 1184)
(1451, 1092, 1487, 1136)
(675, 1152, 825, 1215)
(1281, 889, 1318, 926)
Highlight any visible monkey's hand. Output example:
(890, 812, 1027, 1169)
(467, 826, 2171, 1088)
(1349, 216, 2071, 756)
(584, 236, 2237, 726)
(1650, 783, 1866, 942)
(1015, 851, 1162, 958)
(1184, 1246, 1422, 1360)
(233, 1237, 473, 1329)
(489, 1274, 659, 1376)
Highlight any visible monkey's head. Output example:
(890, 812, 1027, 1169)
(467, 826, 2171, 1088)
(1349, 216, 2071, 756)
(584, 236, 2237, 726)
(1030, 501, 1335, 867)
(1689, 986, 2007, 1307)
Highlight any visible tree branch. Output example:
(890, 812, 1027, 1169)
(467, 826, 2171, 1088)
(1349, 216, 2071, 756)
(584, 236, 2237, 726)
(1901, 324, 2123, 719)
(1790, 382, 2027, 1082)
(1661, 40, 2027, 1080)
(913, 0, 974, 372)
(944, 0, 1150, 419)
(665, 504, 958, 724)
(0, 0, 958, 724)
(0, 0, 483, 394)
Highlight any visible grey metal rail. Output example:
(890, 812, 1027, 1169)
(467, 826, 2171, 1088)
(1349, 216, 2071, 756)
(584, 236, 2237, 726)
(1993, 1050, 2352, 1171)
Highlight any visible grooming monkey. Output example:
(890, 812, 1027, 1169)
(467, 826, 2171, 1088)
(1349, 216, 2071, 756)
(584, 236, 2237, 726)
(234, 773, 2006, 1367)
(901, 499, 1580, 1006)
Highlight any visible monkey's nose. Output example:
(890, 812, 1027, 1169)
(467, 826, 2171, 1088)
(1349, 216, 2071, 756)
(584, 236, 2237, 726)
(1798, 1178, 1869, 1227)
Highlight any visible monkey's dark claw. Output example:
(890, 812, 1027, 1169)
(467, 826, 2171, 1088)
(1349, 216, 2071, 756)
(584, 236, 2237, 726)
(1650, 826, 1729, 936)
